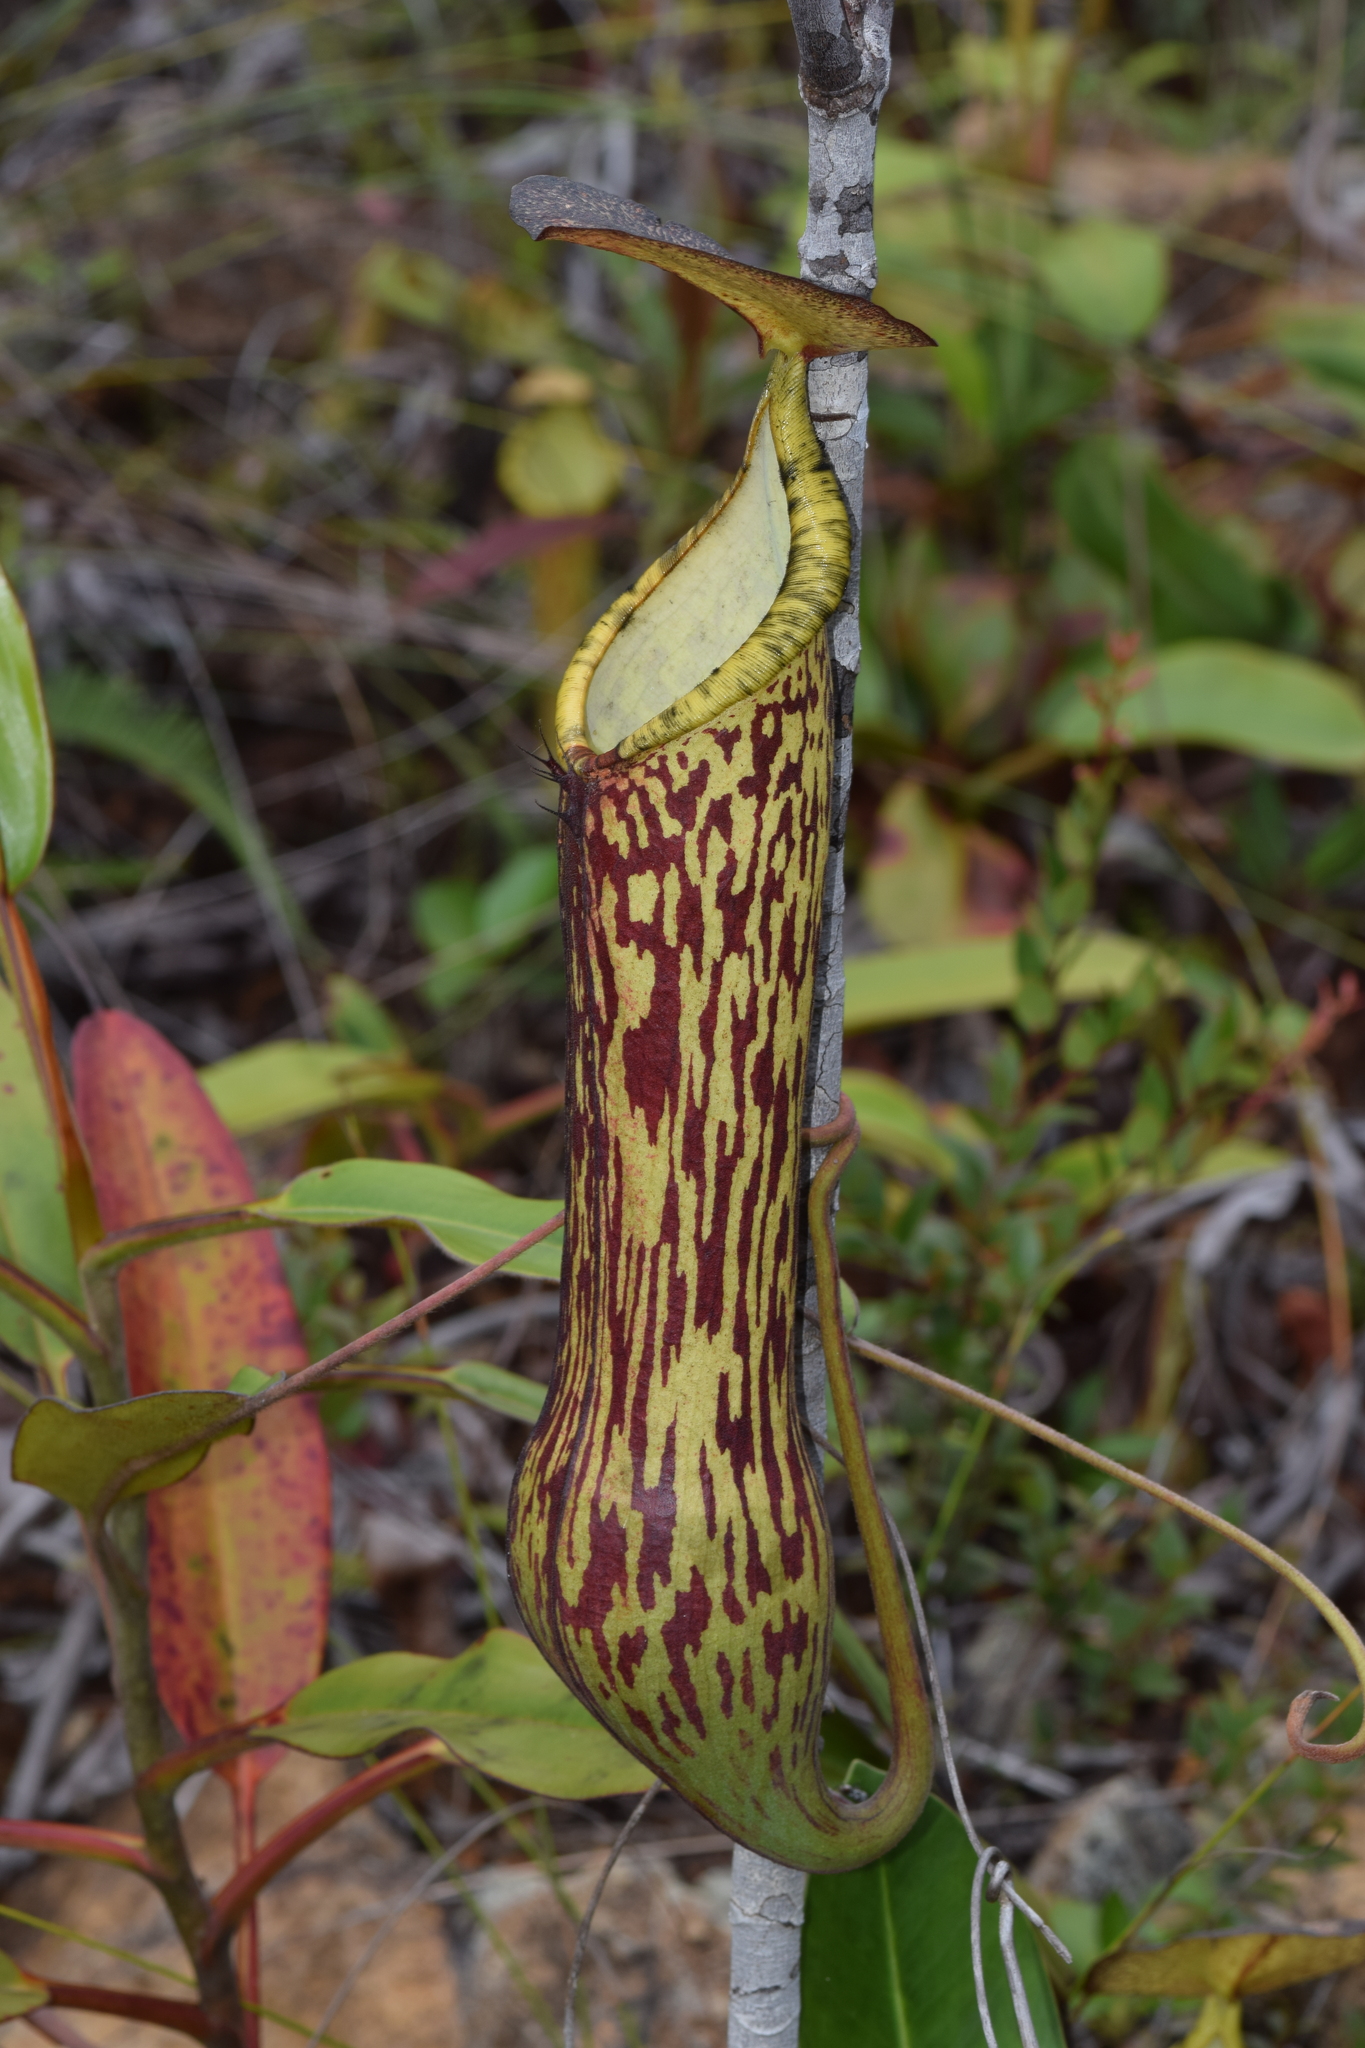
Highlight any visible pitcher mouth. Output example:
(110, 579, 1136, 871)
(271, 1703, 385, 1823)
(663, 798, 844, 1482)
(555, 353, 849, 775)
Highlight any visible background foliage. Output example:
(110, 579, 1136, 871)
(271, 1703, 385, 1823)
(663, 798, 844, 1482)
(5, 0, 1365, 2042)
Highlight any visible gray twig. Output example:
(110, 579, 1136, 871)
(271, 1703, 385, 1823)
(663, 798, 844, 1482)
(562, 1779, 662, 2048)
(0, 1584, 104, 1887)
(728, 10, 893, 2048)
(1291, 0, 1365, 265)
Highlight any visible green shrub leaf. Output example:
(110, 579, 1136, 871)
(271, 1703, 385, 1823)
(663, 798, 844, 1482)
(1054, 437, 1315, 649)
(277, 1629, 654, 1799)
(840, 1069, 978, 1181)
(0, 569, 51, 891)
(801, 1777, 1066, 2047)
(843, 931, 1177, 1033)
(201, 1042, 444, 1136)
(439, 1359, 548, 1424)
(1036, 219, 1168, 345)
(13, 1390, 251, 1513)
(252, 1158, 563, 1278)
(1034, 640, 1365, 770)
(0, 982, 80, 1374)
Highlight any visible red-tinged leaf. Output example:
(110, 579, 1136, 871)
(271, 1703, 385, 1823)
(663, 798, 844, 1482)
(72, 1011, 330, 1747)
(405, 511, 627, 606)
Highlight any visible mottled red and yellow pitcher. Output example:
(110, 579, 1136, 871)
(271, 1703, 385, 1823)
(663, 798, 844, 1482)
(506, 178, 937, 1871)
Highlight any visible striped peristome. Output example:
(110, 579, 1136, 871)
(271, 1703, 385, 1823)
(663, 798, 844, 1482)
(507, 182, 935, 1871)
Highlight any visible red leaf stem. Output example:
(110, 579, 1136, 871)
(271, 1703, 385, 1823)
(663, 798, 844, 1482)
(136, 1720, 265, 1798)
(39, 1981, 210, 2042)
(199, 1738, 447, 1960)
(0, 1819, 158, 1877)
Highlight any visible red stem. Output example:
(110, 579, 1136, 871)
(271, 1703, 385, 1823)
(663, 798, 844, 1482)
(200, 1739, 446, 1962)
(230, 1759, 261, 2048)
(38, 1982, 208, 2048)
(38, 1981, 209, 2043)
(138, 1723, 267, 1799)
(0, 1818, 158, 1877)
(477, 1081, 565, 1142)
(81, 1208, 265, 1278)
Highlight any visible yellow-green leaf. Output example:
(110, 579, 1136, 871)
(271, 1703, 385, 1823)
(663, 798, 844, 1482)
(252, 1158, 563, 1279)
(1037, 218, 1168, 346)
(497, 405, 626, 518)
(277, 1629, 653, 1799)
(841, 1069, 978, 1179)
(861, 782, 970, 948)
(1087, 1924, 1365, 1999)
(844, 930, 1177, 1033)
(1190, 1138, 1292, 1181)
(0, 1952, 48, 2020)
(1034, 641, 1365, 770)
(201, 1042, 444, 1137)
(356, 242, 463, 328)
(441, 1359, 547, 1425)
(348, 1360, 549, 1427)
(13, 1390, 251, 1514)
(0, 568, 51, 891)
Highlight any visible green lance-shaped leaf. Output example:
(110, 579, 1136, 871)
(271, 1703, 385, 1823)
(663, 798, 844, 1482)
(274, 1630, 654, 1799)
(1052, 436, 1315, 651)
(0, 979, 82, 1376)
(843, 929, 1178, 1033)
(1034, 640, 1365, 769)
(44, 667, 311, 946)
(801, 1772, 1066, 2048)
(338, 1359, 550, 1427)
(252, 1157, 564, 1280)
(0, 568, 51, 893)
(200, 1040, 444, 1137)
(840, 1069, 980, 1181)
(438, 1360, 548, 1424)
(13, 1389, 252, 1513)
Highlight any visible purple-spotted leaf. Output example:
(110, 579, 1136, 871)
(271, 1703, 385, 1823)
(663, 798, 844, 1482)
(73, 1011, 330, 1746)
(510, 177, 935, 359)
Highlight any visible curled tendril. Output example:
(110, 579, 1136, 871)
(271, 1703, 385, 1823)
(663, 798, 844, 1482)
(1286, 1689, 1359, 1762)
